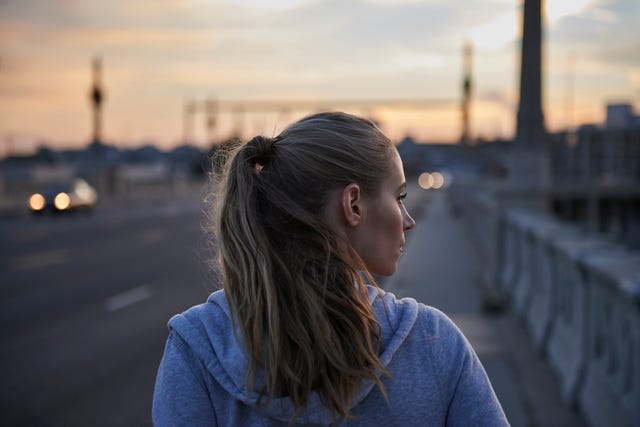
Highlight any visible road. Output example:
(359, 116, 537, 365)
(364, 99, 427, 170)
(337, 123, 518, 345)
(0, 197, 214, 426)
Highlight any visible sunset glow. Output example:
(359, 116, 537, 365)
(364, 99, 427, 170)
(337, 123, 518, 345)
(0, 0, 638, 155)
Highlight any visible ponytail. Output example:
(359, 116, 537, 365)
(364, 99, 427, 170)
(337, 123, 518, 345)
(215, 135, 280, 382)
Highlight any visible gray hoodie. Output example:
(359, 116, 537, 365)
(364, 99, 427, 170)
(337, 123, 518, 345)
(152, 286, 508, 426)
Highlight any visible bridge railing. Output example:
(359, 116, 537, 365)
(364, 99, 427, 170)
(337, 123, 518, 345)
(449, 183, 640, 427)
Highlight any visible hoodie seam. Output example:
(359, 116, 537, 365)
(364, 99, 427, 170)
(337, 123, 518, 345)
(168, 332, 207, 386)
(173, 312, 251, 405)
(168, 330, 222, 419)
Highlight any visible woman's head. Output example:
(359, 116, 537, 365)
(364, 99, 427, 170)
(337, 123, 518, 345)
(211, 111, 412, 419)
(244, 111, 397, 216)
(219, 111, 413, 272)
(332, 149, 415, 276)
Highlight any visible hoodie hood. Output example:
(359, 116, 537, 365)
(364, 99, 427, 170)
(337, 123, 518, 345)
(168, 285, 419, 425)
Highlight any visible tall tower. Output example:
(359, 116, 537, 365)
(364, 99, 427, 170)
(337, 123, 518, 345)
(509, 0, 551, 202)
(460, 41, 473, 145)
(183, 100, 196, 145)
(515, 0, 546, 147)
(90, 57, 104, 145)
(205, 99, 218, 145)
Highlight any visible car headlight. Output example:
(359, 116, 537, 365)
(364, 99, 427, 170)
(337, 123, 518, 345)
(54, 192, 71, 210)
(29, 193, 46, 211)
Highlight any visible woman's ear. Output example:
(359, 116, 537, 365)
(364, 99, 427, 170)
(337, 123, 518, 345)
(341, 183, 362, 227)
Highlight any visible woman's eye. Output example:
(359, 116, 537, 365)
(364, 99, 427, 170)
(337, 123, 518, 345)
(398, 192, 407, 205)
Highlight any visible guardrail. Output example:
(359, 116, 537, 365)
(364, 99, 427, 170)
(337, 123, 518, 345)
(449, 183, 640, 427)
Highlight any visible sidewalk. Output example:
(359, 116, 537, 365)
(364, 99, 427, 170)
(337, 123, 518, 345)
(385, 189, 586, 427)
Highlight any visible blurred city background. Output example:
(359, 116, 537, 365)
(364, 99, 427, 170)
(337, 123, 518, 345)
(1, 0, 638, 426)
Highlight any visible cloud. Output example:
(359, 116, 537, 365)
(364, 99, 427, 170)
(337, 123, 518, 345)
(546, 0, 639, 82)
(547, 0, 595, 25)
(468, 11, 519, 50)
(595, 43, 640, 68)
(390, 51, 446, 69)
(478, 90, 516, 112)
(1, 0, 502, 78)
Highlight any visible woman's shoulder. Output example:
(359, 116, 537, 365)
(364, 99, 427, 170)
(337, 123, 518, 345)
(371, 286, 469, 346)
(166, 288, 231, 341)
(417, 303, 467, 345)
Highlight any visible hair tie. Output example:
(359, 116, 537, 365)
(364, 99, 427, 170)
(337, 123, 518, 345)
(245, 135, 275, 172)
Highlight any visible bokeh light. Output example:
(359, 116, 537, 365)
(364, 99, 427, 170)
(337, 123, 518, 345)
(54, 192, 71, 210)
(28, 193, 45, 211)
(419, 172, 446, 190)
(431, 172, 444, 189)
(418, 172, 434, 190)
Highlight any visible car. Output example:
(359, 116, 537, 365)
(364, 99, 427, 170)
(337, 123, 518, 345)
(28, 178, 98, 215)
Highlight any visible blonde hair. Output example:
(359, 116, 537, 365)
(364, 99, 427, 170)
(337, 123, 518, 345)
(211, 112, 395, 419)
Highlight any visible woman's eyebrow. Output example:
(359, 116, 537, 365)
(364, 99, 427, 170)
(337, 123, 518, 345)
(397, 183, 407, 192)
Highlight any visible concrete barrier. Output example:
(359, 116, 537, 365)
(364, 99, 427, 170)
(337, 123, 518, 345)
(511, 212, 538, 317)
(499, 210, 523, 297)
(525, 220, 580, 352)
(450, 184, 640, 427)
(545, 238, 617, 404)
(578, 252, 640, 427)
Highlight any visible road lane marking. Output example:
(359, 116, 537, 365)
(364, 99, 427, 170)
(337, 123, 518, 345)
(105, 285, 152, 312)
(11, 249, 70, 270)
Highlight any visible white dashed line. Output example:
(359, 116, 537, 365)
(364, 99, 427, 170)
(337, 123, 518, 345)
(104, 285, 153, 312)
(11, 249, 70, 271)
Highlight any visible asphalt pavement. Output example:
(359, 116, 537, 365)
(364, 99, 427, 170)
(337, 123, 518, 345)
(0, 189, 212, 426)
(386, 187, 587, 427)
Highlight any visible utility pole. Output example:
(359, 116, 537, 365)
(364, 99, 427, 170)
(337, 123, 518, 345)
(461, 40, 473, 145)
(183, 98, 219, 146)
(565, 54, 576, 134)
(90, 57, 104, 145)
(232, 106, 245, 139)
(89, 56, 106, 193)
(205, 99, 218, 145)
(183, 100, 196, 145)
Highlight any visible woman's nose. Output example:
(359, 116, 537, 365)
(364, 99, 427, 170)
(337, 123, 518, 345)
(402, 206, 415, 231)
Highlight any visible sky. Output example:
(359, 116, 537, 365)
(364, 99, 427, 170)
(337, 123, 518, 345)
(1, 0, 638, 154)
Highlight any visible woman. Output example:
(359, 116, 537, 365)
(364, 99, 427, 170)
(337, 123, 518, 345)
(153, 112, 508, 426)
